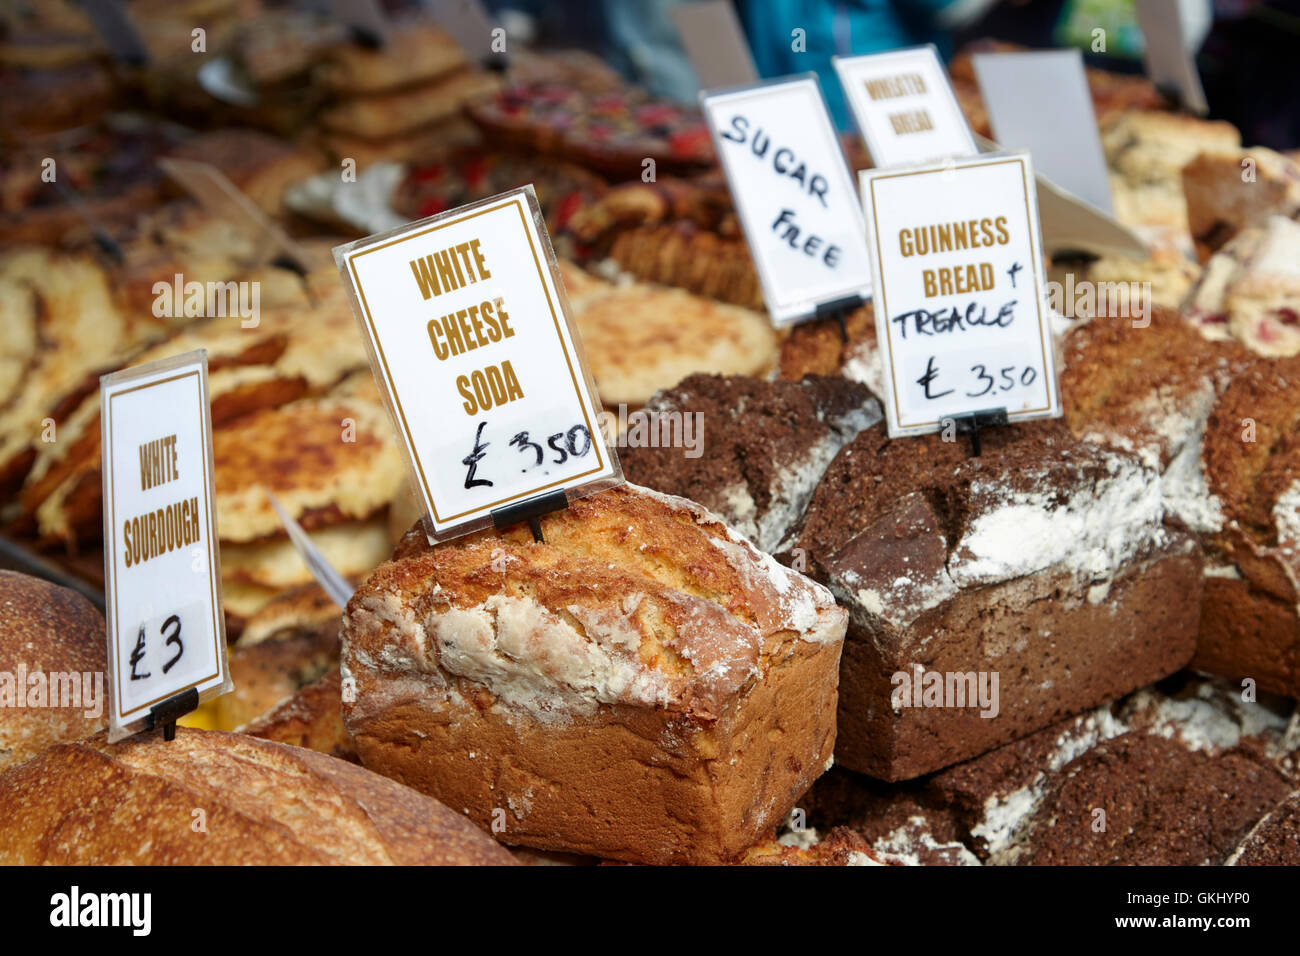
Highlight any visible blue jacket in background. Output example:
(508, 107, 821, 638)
(736, 0, 959, 128)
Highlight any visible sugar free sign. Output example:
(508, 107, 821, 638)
(862, 153, 1061, 437)
(336, 188, 618, 541)
(702, 77, 873, 327)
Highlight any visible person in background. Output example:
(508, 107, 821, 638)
(735, 0, 998, 128)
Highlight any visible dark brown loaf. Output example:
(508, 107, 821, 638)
(790, 420, 1202, 780)
(0, 570, 106, 771)
(1195, 354, 1300, 696)
(0, 728, 515, 865)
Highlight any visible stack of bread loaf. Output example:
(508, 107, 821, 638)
(1, 0, 1299, 867)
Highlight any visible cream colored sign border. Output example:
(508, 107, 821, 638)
(339, 189, 617, 537)
(863, 153, 1056, 435)
(101, 350, 229, 740)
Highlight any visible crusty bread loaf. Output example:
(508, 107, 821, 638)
(0, 728, 514, 865)
(343, 483, 846, 865)
(0, 570, 106, 771)
(243, 666, 355, 762)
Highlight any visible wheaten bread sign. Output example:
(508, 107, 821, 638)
(702, 75, 874, 327)
(101, 350, 230, 741)
(833, 46, 977, 168)
(335, 187, 620, 542)
(861, 152, 1061, 437)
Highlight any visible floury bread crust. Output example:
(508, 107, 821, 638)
(790, 420, 1202, 780)
(1061, 306, 1247, 535)
(342, 483, 847, 865)
(803, 676, 1299, 865)
(619, 373, 880, 553)
(0, 571, 107, 770)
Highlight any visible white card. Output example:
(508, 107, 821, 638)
(424, 0, 496, 62)
(672, 0, 759, 90)
(335, 187, 621, 542)
(833, 46, 977, 168)
(100, 351, 230, 741)
(972, 50, 1114, 215)
(1136, 0, 1209, 115)
(702, 76, 873, 327)
(861, 153, 1061, 437)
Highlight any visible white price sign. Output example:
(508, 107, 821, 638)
(335, 187, 621, 542)
(861, 153, 1060, 437)
(701, 76, 873, 327)
(833, 46, 977, 168)
(101, 351, 230, 741)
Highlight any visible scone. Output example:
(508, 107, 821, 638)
(341, 483, 847, 865)
(567, 273, 778, 406)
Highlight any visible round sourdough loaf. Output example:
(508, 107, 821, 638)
(0, 570, 106, 771)
(0, 728, 514, 865)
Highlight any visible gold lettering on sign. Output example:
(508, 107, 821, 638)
(864, 73, 927, 100)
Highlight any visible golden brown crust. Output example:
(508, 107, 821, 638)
(0, 571, 106, 770)
(570, 280, 777, 406)
(777, 304, 876, 383)
(319, 71, 500, 139)
(739, 827, 885, 866)
(213, 396, 402, 542)
(0, 728, 515, 865)
(164, 129, 325, 218)
(216, 613, 340, 731)
(344, 483, 845, 864)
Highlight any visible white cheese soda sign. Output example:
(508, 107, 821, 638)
(335, 187, 620, 542)
(101, 350, 230, 741)
(701, 76, 874, 327)
(861, 152, 1061, 437)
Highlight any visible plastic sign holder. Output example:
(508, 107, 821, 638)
(334, 186, 622, 544)
(100, 350, 231, 742)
